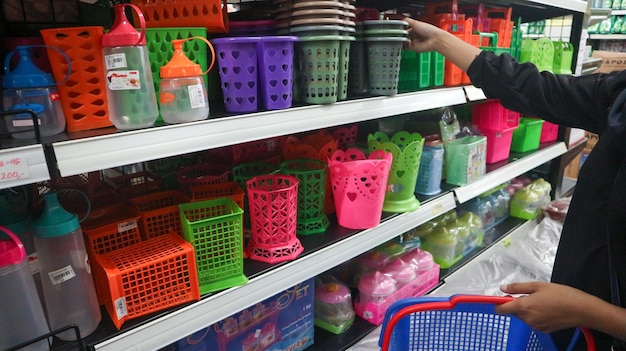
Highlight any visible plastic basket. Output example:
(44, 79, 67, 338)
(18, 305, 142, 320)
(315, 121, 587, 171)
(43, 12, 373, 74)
(129, 190, 190, 240)
(540, 121, 559, 143)
(246, 174, 303, 264)
(295, 35, 343, 105)
(415, 137, 444, 196)
(511, 117, 544, 153)
(379, 295, 596, 351)
(478, 125, 517, 164)
(430, 51, 445, 87)
(175, 163, 231, 196)
(440, 19, 472, 86)
(40, 26, 112, 132)
(365, 37, 408, 96)
(179, 198, 248, 294)
(105, 171, 162, 199)
(552, 40, 574, 75)
(348, 36, 369, 95)
(257, 36, 299, 110)
(472, 100, 520, 131)
(189, 181, 244, 208)
(130, 0, 229, 33)
(328, 148, 392, 229)
(212, 37, 259, 113)
(337, 36, 355, 101)
(520, 37, 554, 72)
(93, 232, 200, 330)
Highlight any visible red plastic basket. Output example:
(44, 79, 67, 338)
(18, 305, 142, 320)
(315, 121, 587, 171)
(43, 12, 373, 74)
(379, 295, 596, 351)
(93, 232, 200, 330)
(130, 0, 229, 33)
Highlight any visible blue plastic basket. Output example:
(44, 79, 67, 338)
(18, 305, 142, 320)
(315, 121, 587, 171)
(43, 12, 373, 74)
(379, 295, 596, 351)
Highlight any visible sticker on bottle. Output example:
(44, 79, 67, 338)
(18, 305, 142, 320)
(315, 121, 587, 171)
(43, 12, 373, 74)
(187, 84, 206, 109)
(114, 297, 128, 319)
(105, 53, 128, 70)
(48, 265, 76, 285)
(106, 70, 141, 90)
(28, 252, 40, 275)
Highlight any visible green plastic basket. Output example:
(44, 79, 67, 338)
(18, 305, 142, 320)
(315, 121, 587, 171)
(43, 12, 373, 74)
(296, 35, 344, 104)
(552, 40, 574, 75)
(398, 50, 431, 93)
(520, 37, 554, 72)
(179, 198, 248, 294)
(430, 51, 445, 87)
(337, 36, 355, 101)
(511, 117, 544, 153)
(348, 36, 369, 95)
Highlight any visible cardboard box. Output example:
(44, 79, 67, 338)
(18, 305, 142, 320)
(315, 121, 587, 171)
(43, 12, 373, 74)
(176, 278, 315, 351)
(591, 50, 626, 73)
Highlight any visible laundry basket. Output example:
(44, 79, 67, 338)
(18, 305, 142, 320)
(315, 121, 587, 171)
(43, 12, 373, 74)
(379, 295, 596, 351)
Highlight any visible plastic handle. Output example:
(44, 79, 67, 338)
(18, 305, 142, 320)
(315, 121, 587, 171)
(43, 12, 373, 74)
(476, 31, 498, 48)
(0, 225, 26, 263)
(125, 3, 146, 46)
(3, 45, 73, 86)
(185, 36, 216, 74)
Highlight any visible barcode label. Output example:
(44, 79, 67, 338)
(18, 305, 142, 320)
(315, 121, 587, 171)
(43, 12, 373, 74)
(105, 53, 127, 70)
(118, 220, 138, 233)
(48, 265, 76, 285)
(187, 84, 207, 109)
(114, 297, 128, 319)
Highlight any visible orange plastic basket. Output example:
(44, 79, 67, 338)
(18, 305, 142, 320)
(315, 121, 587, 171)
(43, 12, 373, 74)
(129, 190, 190, 240)
(175, 163, 231, 197)
(40, 26, 112, 132)
(440, 19, 472, 86)
(130, 0, 229, 33)
(82, 203, 143, 304)
(188, 181, 244, 208)
(94, 232, 200, 330)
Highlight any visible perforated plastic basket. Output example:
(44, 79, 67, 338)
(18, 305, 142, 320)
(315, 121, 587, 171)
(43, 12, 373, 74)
(212, 37, 259, 113)
(365, 37, 408, 96)
(295, 35, 343, 104)
(129, 190, 190, 239)
(379, 295, 596, 351)
(130, 0, 229, 33)
(179, 198, 248, 294)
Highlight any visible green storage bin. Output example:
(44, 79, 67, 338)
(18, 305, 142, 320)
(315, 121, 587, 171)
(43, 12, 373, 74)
(511, 117, 544, 153)
(446, 135, 487, 186)
(431, 51, 445, 87)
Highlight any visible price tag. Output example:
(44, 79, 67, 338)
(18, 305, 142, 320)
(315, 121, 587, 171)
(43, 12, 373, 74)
(0, 157, 30, 183)
(431, 202, 444, 216)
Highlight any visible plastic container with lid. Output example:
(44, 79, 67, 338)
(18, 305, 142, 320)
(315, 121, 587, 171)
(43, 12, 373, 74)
(2, 45, 68, 139)
(357, 271, 396, 305)
(102, 4, 159, 130)
(159, 36, 215, 124)
(401, 248, 434, 272)
(359, 251, 390, 272)
(381, 258, 416, 287)
(0, 226, 50, 351)
(314, 281, 355, 334)
(33, 192, 101, 341)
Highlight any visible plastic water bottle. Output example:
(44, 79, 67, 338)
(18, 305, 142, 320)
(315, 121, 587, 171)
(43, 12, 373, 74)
(101, 4, 158, 130)
(159, 37, 215, 124)
(33, 192, 101, 341)
(2, 45, 68, 139)
(0, 226, 50, 351)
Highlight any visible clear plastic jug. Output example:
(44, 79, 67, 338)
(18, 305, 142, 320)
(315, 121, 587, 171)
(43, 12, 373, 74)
(0, 226, 50, 351)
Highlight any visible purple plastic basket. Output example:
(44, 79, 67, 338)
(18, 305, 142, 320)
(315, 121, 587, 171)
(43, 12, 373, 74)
(212, 37, 259, 113)
(257, 36, 299, 110)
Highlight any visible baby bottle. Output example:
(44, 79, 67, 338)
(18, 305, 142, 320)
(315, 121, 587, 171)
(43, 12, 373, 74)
(382, 257, 416, 289)
(159, 37, 215, 124)
(0, 226, 50, 351)
(2, 45, 68, 139)
(357, 271, 396, 305)
(101, 4, 158, 130)
(32, 192, 101, 341)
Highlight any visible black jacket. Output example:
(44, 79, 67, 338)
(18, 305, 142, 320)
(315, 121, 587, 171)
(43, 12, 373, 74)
(468, 50, 626, 350)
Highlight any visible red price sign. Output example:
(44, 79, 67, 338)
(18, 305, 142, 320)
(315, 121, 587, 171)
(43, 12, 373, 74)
(0, 157, 30, 183)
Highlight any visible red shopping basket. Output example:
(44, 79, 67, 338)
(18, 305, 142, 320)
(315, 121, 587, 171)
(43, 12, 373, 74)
(379, 295, 596, 351)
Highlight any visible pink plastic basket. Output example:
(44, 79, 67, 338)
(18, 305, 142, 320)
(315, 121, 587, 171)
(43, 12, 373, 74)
(245, 174, 303, 264)
(328, 148, 392, 229)
(478, 125, 517, 164)
(540, 121, 559, 143)
(472, 100, 520, 130)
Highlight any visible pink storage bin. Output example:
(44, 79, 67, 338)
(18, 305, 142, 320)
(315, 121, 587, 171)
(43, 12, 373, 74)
(472, 100, 520, 130)
(328, 148, 392, 229)
(353, 264, 440, 325)
(540, 121, 559, 143)
(478, 125, 517, 164)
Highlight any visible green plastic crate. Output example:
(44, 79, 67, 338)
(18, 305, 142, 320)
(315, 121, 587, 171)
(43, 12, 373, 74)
(511, 117, 544, 153)
(430, 51, 445, 87)
(179, 198, 248, 294)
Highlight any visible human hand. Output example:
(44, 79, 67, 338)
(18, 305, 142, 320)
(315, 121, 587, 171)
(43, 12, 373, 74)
(494, 281, 593, 333)
(403, 17, 448, 53)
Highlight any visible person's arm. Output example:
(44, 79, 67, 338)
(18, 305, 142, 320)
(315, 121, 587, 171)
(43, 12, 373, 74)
(494, 281, 626, 340)
(403, 17, 481, 72)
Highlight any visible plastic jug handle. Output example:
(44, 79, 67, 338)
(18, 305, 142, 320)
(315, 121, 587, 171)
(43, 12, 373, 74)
(0, 225, 26, 262)
(125, 3, 147, 46)
(187, 36, 217, 73)
(3, 45, 73, 86)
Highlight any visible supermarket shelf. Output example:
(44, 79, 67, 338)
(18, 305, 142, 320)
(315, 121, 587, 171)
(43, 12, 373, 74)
(52, 88, 467, 178)
(612, 9, 626, 16)
(0, 145, 50, 189)
(453, 142, 568, 204)
(588, 34, 626, 40)
(89, 194, 457, 351)
(589, 8, 613, 27)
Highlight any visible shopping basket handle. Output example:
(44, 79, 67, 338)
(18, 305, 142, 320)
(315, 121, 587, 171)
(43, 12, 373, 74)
(379, 294, 596, 351)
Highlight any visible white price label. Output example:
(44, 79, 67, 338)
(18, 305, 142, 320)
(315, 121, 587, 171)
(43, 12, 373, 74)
(115, 297, 128, 319)
(0, 157, 30, 183)
(105, 53, 127, 70)
(187, 84, 207, 109)
(48, 265, 76, 285)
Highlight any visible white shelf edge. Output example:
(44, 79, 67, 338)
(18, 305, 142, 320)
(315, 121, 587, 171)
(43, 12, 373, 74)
(53, 89, 467, 177)
(0, 145, 50, 189)
(453, 142, 567, 204)
(463, 86, 487, 101)
(588, 34, 626, 40)
(93, 193, 457, 351)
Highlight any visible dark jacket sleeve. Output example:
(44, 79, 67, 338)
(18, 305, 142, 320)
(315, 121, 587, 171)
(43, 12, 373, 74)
(467, 50, 626, 134)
